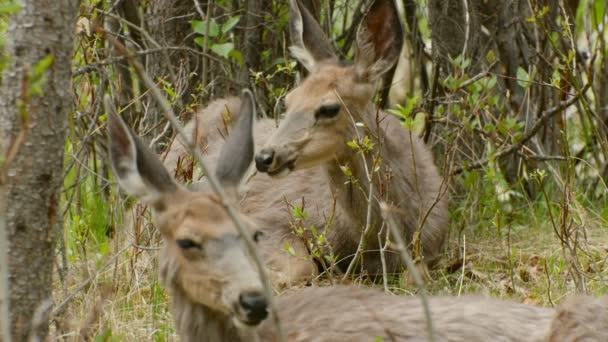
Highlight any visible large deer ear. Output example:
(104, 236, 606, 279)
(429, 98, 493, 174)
(354, 0, 403, 82)
(288, 0, 336, 71)
(214, 89, 255, 201)
(105, 95, 178, 207)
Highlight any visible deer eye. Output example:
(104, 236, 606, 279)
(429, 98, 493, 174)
(252, 230, 264, 243)
(315, 104, 341, 120)
(176, 238, 201, 250)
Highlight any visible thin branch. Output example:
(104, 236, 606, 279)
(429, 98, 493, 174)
(452, 83, 590, 175)
(73, 47, 222, 77)
(457, 61, 498, 89)
(461, 0, 470, 59)
(98, 25, 286, 342)
(381, 202, 435, 342)
(338, 90, 377, 281)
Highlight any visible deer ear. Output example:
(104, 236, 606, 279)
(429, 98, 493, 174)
(288, 0, 336, 71)
(105, 95, 178, 207)
(214, 89, 255, 201)
(354, 0, 403, 82)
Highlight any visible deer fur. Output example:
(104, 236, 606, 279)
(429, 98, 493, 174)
(106, 92, 606, 341)
(253, 0, 448, 276)
(545, 295, 608, 342)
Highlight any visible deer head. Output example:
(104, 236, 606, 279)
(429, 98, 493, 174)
(255, 0, 403, 176)
(106, 91, 269, 327)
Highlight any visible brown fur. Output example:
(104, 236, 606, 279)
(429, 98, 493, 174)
(545, 295, 608, 342)
(253, 0, 448, 279)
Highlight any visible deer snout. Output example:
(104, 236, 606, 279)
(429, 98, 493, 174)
(238, 290, 268, 325)
(255, 148, 275, 172)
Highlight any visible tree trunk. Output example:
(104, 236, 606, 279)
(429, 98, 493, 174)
(0, 0, 76, 339)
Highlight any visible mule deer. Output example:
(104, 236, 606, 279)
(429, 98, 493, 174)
(106, 91, 606, 342)
(254, 0, 448, 275)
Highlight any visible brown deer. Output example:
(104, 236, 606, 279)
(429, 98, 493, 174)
(106, 92, 605, 342)
(254, 0, 448, 276)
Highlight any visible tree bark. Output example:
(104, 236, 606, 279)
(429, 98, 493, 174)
(0, 0, 77, 340)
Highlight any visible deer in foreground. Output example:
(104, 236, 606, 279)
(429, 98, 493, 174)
(107, 91, 606, 342)
(254, 0, 448, 276)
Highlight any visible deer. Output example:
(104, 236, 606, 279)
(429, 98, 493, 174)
(106, 91, 606, 342)
(252, 0, 448, 277)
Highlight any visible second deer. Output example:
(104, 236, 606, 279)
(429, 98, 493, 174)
(254, 0, 448, 275)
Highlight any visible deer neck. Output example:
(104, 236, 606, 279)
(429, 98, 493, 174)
(326, 106, 384, 230)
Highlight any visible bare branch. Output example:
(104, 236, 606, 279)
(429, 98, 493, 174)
(452, 83, 590, 175)
(381, 202, 435, 342)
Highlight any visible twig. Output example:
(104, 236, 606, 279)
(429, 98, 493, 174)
(457, 234, 466, 296)
(149, 121, 172, 148)
(544, 258, 554, 307)
(73, 47, 222, 77)
(200, 0, 213, 98)
(457, 61, 498, 89)
(339, 90, 378, 281)
(381, 202, 435, 342)
(98, 26, 286, 342)
(451, 83, 590, 175)
(461, 0, 470, 59)
(378, 223, 390, 293)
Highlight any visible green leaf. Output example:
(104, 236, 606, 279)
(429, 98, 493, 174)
(229, 49, 243, 66)
(346, 140, 359, 149)
(193, 37, 207, 48)
(221, 16, 240, 33)
(0, 3, 21, 14)
(191, 19, 219, 37)
(516, 67, 531, 88)
(94, 328, 113, 342)
(210, 42, 234, 59)
(592, 0, 605, 29)
(284, 241, 296, 256)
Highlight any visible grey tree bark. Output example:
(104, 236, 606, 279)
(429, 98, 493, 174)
(0, 0, 77, 340)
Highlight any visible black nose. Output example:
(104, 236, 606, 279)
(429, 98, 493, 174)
(239, 291, 268, 323)
(255, 148, 275, 172)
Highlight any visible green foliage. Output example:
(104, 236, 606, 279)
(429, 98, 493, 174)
(289, 204, 337, 274)
(93, 328, 122, 342)
(191, 15, 242, 64)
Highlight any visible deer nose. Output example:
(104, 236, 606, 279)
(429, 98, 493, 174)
(255, 148, 275, 172)
(239, 291, 268, 324)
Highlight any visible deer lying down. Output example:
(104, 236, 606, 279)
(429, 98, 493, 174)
(161, 0, 449, 287)
(106, 92, 605, 342)
(254, 0, 448, 276)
